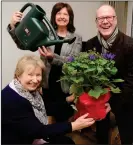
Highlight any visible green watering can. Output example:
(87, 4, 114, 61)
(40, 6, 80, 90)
(14, 3, 76, 52)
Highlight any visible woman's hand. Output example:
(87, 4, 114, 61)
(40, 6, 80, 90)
(71, 113, 95, 131)
(38, 46, 54, 59)
(10, 11, 23, 29)
(105, 103, 111, 114)
(66, 94, 75, 103)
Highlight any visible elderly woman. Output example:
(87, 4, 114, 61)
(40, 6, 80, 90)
(1, 55, 95, 145)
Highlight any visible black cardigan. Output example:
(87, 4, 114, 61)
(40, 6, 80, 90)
(84, 31, 133, 113)
(1, 85, 72, 144)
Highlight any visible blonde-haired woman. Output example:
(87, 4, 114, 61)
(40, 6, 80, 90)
(2, 55, 95, 145)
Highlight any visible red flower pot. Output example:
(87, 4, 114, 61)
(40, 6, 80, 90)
(74, 91, 111, 120)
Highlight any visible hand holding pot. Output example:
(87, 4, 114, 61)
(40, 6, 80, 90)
(66, 94, 75, 103)
(105, 103, 111, 114)
(71, 113, 95, 131)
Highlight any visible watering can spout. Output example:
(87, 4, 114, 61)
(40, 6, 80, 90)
(36, 37, 76, 48)
(63, 37, 76, 44)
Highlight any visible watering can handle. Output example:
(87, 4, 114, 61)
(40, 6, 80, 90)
(43, 16, 59, 40)
(19, 3, 35, 13)
(18, 3, 58, 40)
(15, 3, 35, 27)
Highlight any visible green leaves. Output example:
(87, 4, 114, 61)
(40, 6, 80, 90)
(84, 66, 96, 73)
(70, 77, 84, 84)
(112, 79, 124, 82)
(89, 86, 103, 99)
(110, 86, 121, 93)
(59, 50, 124, 99)
(69, 84, 84, 96)
(97, 66, 103, 73)
(110, 67, 118, 75)
(97, 58, 107, 65)
(89, 86, 108, 99)
(69, 84, 77, 94)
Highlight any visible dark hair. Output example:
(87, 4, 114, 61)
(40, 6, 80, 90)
(50, 2, 75, 33)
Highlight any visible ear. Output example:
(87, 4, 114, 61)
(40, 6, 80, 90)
(16, 76, 21, 82)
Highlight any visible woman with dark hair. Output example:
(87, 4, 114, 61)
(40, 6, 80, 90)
(39, 2, 82, 122)
(7, 2, 82, 122)
(50, 2, 75, 33)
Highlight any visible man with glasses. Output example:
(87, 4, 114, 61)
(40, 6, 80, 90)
(84, 4, 133, 144)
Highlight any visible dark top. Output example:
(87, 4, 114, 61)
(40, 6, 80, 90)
(1, 85, 72, 144)
(44, 36, 74, 122)
(48, 36, 69, 102)
(84, 31, 133, 113)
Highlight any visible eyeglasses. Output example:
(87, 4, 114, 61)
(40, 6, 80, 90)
(96, 16, 116, 23)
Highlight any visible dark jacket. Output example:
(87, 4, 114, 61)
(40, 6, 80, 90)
(1, 85, 72, 144)
(85, 31, 133, 113)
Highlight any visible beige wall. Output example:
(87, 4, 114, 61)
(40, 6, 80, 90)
(2, 2, 102, 88)
(126, 2, 133, 36)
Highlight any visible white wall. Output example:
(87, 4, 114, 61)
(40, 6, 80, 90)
(0, 2, 1, 92)
(2, 2, 102, 88)
(126, 2, 133, 36)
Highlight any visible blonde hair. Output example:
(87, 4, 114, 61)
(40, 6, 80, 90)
(14, 55, 46, 87)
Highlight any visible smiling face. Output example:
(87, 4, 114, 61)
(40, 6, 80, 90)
(96, 5, 117, 39)
(55, 7, 69, 28)
(50, 2, 75, 33)
(18, 64, 42, 92)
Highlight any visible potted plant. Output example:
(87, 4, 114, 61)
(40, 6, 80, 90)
(60, 49, 124, 120)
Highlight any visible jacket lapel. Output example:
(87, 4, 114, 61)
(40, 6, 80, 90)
(49, 31, 73, 56)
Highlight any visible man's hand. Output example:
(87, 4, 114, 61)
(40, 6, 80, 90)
(105, 103, 111, 114)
